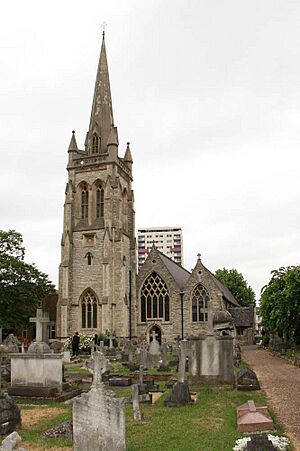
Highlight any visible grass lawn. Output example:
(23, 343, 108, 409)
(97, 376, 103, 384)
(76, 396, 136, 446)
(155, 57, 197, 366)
(7, 359, 287, 450)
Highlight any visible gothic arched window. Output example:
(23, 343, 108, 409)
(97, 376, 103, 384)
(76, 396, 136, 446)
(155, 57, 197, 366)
(81, 290, 97, 329)
(96, 186, 104, 218)
(81, 187, 88, 219)
(92, 134, 99, 154)
(140, 272, 170, 322)
(192, 284, 209, 322)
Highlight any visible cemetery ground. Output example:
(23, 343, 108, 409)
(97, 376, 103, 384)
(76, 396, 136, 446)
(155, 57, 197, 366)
(243, 347, 300, 451)
(2, 357, 288, 451)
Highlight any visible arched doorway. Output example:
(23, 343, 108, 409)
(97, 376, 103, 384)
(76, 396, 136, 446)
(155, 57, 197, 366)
(149, 325, 162, 345)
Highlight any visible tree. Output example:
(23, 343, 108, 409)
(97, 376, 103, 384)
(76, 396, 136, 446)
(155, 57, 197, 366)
(0, 230, 55, 330)
(260, 266, 300, 343)
(215, 268, 256, 306)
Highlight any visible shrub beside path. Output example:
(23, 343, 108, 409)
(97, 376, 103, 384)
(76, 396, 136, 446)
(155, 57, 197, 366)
(242, 347, 300, 451)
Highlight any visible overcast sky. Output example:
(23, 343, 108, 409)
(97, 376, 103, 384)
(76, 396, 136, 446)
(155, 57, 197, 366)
(1, 0, 300, 298)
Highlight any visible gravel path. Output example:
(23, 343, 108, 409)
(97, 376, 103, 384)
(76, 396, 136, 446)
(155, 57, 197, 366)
(242, 347, 300, 451)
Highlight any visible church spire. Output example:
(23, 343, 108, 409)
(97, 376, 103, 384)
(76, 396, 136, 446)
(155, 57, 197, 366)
(87, 30, 114, 154)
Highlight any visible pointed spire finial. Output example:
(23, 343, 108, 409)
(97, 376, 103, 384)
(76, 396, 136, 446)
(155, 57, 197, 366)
(197, 253, 201, 261)
(101, 21, 107, 38)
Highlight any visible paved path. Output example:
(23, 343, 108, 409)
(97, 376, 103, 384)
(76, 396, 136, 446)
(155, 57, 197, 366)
(242, 347, 300, 451)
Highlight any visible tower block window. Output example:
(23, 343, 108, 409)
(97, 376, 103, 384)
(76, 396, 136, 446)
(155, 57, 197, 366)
(81, 290, 97, 329)
(192, 284, 209, 322)
(96, 186, 104, 218)
(81, 187, 89, 219)
(86, 252, 93, 266)
(140, 272, 170, 322)
(92, 134, 100, 154)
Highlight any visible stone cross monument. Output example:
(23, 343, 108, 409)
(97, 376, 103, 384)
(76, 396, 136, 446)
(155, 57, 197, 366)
(29, 308, 50, 343)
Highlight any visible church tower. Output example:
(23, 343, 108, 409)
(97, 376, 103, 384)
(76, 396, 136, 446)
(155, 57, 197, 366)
(56, 32, 136, 339)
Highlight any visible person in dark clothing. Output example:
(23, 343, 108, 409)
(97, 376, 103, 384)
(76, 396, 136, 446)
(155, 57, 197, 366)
(72, 332, 80, 356)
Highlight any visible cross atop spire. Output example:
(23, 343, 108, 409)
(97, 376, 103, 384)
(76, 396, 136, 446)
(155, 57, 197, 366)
(101, 21, 107, 38)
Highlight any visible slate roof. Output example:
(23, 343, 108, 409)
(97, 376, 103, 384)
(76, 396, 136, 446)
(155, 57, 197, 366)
(228, 306, 254, 327)
(209, 271, 240, 307)
(157, 250, 191, 290)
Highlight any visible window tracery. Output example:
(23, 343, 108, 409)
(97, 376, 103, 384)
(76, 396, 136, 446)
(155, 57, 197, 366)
(81, 290, 97, 329)
(192, 284, 209, 322)
(140, 272, 169, 322)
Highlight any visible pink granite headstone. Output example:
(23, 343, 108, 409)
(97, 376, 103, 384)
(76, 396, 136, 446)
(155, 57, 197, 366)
(237, 400, 274, 433)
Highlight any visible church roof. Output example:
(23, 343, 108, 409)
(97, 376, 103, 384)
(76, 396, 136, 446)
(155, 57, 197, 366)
(157, 250, 191, 290)
(228, 306, 254, 326)
(209, 271, 240, 306)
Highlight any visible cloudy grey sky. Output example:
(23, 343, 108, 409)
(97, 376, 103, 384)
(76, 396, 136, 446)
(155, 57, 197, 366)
(1, 0, 299, 298)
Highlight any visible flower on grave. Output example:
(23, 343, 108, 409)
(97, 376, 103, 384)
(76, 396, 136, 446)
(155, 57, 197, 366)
(233, 437, 250, 450)
(267, 435, 289, 451)
(78, 334, 93, 352)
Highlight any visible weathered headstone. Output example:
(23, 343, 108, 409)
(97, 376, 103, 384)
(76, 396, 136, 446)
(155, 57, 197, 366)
(85, 352, 109, 380)
(0, 393, 21, 435)
(164, 342, 191, 407)
(237, 400, 274, 433)
(139, 342, 149, 369)
(159, 340, 169, 371)
(236, 368, 260, 391)
(0, 431, 23, 451)
(73, 351, 126, 451)
(131, 384, 142, 421)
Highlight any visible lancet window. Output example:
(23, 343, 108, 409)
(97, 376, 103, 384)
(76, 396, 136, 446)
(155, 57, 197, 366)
(81, 187, 89, 219)
(81, 290, 97, 329)
(192, 284, 209, 322)
(140, 272, 170, 322)
(92, 134, 99, 154)
(96, 186, 104, 218)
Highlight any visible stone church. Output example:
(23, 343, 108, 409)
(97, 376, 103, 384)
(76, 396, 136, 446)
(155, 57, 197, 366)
(56, 34, 251, 344)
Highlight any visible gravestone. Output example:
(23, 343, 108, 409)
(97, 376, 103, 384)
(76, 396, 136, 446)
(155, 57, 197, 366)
(0, 393, 21, 435)
(164, 342, 191, 407)
(237, 400, 274, 433)
(236, 368, 260, 391)
(73, 351, 126, 451)
(159, 340, 169, 371)
(29, 308, 50, 345)
(149, 331, 160, 356)
(131, 384, 142, 421)
(0, 431, 23, 451)
(139, 342, 149, 369)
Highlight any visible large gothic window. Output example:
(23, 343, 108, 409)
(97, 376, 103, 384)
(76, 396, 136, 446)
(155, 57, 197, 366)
(81, 187, 88, 219)
(92, 133, 99, 154)
(81, 290, 97, 329)
(140, 272, 170, 322)
(192, 284, 209, 322)
(96, 186, 104, 218)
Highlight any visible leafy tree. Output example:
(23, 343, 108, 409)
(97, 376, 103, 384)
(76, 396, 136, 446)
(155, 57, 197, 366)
(260, 266, 300, 343)
(215, 268, 256, 306)
(0, 230, 55, 330)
